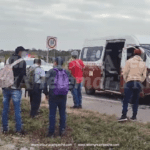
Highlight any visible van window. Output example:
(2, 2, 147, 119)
(81, 46, 103, 61)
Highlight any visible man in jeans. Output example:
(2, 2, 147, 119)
(43, 57, 75, 137)
(2, 46, 27, 134)
(118, 48, 147, 121)
(69, 51, 85, 108)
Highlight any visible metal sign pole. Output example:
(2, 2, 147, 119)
(54, 49, 55, 58)
(47, 48, 49, 63)
(47, 36, 57, 62)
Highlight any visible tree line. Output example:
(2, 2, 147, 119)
(0, 49, 81, 63)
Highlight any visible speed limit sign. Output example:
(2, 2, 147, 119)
(46, 36, 57, 49)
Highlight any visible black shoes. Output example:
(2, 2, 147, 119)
(130, 116, 137, 121)
(46, 133, 54, 138)
(59, 129, 65, 137)
(2, 130, 8, 134)
(47, 130, 65, 138)
(71, 105, 82, 109)
(78, 105, 82, 109)
(16, 129, 26, 135)
(2, 129, 25, 135)
(118, 115, 137, 122)
(70, 106, 78, 109)
(118, 115, 128, 122)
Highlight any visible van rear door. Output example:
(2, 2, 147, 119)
(103, 39, 125, 92)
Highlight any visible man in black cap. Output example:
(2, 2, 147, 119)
(2, 46, 27, 135)
(43, 57, 75, 138)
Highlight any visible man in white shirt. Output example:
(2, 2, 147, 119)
(30, 59, 45, 118)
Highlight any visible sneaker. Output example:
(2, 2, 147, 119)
(2, 130, 8, 134)
(130, 116, 137, 121)
(16, 129, 26, 135)
(118, 115, 128, 122)
(70, 106, 78, 109)
(59, 130, 65, 137)
(78, 105, 82, 109)
(46, 133, 54, 138)
(30, 115, 38, 119)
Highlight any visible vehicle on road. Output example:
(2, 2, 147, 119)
(6, 57, 53, 72)
(80, 35, 150, 98)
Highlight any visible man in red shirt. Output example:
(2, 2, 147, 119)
(69, 51, 85, 108)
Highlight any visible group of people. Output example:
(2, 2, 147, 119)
(1, 45, 147, 137)
(1, 46, 85, 137)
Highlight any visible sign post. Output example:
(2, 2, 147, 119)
(46, 36, 57, 63)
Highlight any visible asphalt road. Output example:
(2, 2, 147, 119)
(66, 89, 150, 123)
(22, 88, 150, 123)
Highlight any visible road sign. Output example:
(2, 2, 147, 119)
(46, 36, 57, 49)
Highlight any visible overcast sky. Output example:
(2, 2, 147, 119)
(0, 0, 150, 50)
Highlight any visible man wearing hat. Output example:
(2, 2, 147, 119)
(68, 51, 85, 108)
(43, 57, 75, 137)
(2, 46, 27, 134)
(118, 48, 147, 121)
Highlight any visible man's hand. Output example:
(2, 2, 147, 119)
(45, 95, 49, 100)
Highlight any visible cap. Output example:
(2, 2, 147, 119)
(54, 57, 64, 66)
(15, 46, 27, 54)
(71, 51, 78, 56)
(134, 49, 142, 55)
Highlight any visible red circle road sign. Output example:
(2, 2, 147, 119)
(47, 37, 57, 49)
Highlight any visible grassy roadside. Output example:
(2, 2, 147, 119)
(0, 95, 150, 150)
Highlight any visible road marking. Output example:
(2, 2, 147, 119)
(68, 94, 121, 104)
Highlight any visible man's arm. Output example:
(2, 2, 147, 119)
(43, 70, 50, 96)
(68, 62, 72, 70)
(40, 69, 46, 89)
(66, 70, 75, 90)
(141, 66, 147, 82)
(17, 60, 26, 86)
(43, 69, 55, 95)
(80, 60, 85, 69)
(123, 60, 130, 82)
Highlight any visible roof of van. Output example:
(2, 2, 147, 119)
(83, 35, 145, 47)
(85, 35, 136, 40)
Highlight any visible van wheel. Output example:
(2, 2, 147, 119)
(85, 88, 95, 95)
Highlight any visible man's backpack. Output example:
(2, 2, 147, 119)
(53, 68, 69, 95)
(25, 66, 40, 90)
(0, 58, 23, 88)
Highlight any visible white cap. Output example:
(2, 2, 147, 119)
(71, 51, 78, 56)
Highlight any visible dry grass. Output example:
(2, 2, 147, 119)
(0, 96, 150, 149)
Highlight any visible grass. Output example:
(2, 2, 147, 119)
(0, 95, 150, 149)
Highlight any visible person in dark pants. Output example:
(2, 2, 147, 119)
(43, 57, 75, 137)
(29, 59, 45, 118)
(118, 48, 147, 121)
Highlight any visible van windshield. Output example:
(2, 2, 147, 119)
(80, 46, 103, 61)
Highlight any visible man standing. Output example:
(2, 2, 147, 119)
(69, 51, 85, 108)
(2, 46, 27, 134)
(118, 48, 147, 121)
(43, 57, 75, 137)
(29, 59, 45, 118)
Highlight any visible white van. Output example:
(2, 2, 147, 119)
(80, 35, 150, 98)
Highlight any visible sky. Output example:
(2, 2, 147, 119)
(0, 0, 150, 50)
